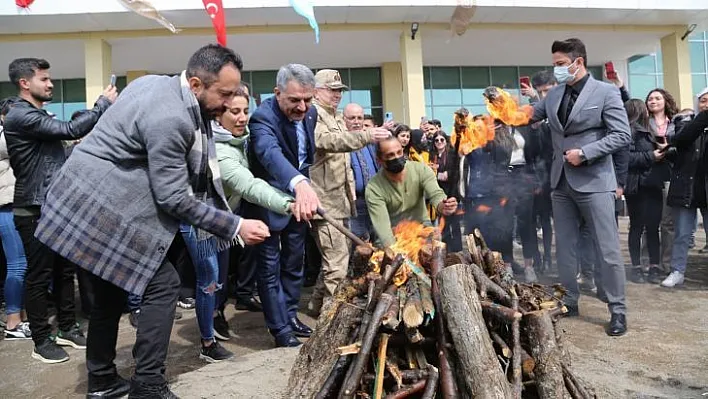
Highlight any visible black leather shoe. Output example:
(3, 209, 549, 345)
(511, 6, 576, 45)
(275, 333, 302, 348)
(87, 376, 130, 398)
(564, 304, 579, 317)
(290, 317, 313, 337)
(234, 296, 263, 312)
(607, 313, 627, 337)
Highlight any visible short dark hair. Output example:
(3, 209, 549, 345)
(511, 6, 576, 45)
(375, 135, 400, 158)
(363, 114, 374, 121)
(186, 44, 243, 88)
(531, 70, 557, 88)
(551, 38, 588, 67)
(8, 58, 51, 88)
(430, 119, 442, 128)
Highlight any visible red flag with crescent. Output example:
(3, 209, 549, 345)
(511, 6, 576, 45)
(202, 0, 226, 46)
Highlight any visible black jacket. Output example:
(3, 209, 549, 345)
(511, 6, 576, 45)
(2, 96, 110, 208)
(667, 111, 708, 208)
(625, 123, 669, 195)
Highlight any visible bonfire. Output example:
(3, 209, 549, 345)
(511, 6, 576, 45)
(287, 221, 591, 399)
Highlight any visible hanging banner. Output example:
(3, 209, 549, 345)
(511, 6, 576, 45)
(290, 0, 320, 44)
(202, 0, 226, 47)
(117, 0, 180, 33)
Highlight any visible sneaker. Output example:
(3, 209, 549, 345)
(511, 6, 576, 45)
(524, 267, 537, 283)
(577, 275, 597, 293)
(629, 267, 646, 284)
(177, 297, 196, 310)
(32, 338, 69, 364)
(199, 340, 233, 363)
(213, 311, 231, 341)
(647, 267, 665, 284)
(129, 381, 180, 399)
(129, 310, 140, 329)
(55, 324, 87, 349)
(661, 271, 684, 288)
(5, 321, 32, 340)
(700, 244, 708, 254)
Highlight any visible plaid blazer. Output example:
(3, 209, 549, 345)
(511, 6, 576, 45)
(35, 75, 240, 295)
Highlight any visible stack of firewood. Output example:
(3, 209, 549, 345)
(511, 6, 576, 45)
(287, 228, 595, 399)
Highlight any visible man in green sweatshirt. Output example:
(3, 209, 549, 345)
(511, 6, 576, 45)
(365, 137, 459, 247)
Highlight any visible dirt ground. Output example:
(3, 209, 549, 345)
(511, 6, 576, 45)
(0, 217, 706, 398)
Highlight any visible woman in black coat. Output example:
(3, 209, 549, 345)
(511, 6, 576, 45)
(623, 99, 670, 283)
(430, 132, 462, 251)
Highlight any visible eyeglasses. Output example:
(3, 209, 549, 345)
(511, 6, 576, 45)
(434, 138, 446, 143)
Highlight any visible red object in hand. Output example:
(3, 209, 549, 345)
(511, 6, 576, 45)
(16, 0, 34, 8)
(202, 0, 226, 47)
(605, 62, 617, 80)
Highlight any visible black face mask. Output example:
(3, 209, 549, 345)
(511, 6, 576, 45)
(384, 156, 406, 174)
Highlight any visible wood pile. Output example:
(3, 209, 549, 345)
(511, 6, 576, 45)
(287, 227, 594, 399)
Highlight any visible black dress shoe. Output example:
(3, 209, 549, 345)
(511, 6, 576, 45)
(564, 304, 579, 317)
(87, 376, 130, 398)
(234, 296, 263, 312)
(607, 313, 627, 337)
(275, 334, 302, 348)
(290, 317, 313, 337)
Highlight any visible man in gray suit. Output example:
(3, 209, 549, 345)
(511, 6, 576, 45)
(531, 38, 631, 336)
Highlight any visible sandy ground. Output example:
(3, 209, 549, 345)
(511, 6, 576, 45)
(0, 216, 707, 398)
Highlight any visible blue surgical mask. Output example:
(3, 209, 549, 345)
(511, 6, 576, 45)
(554, 61, 578, 84)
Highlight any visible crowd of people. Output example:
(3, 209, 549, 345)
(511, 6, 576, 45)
(0, 37, 707, 398)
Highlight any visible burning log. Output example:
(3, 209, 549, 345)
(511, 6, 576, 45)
(524, 310, 565, 398)
(437, 264, 513, 398)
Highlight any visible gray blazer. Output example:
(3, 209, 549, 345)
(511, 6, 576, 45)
(35, 75, 240, 296)
(532, 76, 631, 193)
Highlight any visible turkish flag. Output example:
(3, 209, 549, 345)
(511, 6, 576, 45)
(202, 0, 226, 46)
(16, 0, 35, 8)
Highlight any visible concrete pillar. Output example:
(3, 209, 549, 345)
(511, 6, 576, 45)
(84, 38, 112, 108)
(381, 62, 404, 124)
(399, 32, 425, 125)
(126, 70, 148, 83)
(660, 31, 693, 110)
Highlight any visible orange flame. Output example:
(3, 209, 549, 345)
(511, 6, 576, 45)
(476, 204, 492, 214)
(499, 197, 508, 207)
(451, 87, 534, 156)
(485, 89, 534, 126)
(369, 220, 435, 286)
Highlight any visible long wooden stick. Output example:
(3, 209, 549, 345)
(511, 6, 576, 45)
(511, 285, 522, 399)
(430, 244, 459, 399)
(481, 301, 522, 323)
(468, 264, 512, 306)
(490, 330, 511, 358)
(421, 365, 440, 399)
(373, 334, 390, 399)
(339, 290, 395, 399)
(383, 379, 427, 399)
(563, 364, 592, 399)
(317, 207, 370, 248)
(316, 326, 361, 399)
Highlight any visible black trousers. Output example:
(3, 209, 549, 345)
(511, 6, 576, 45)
(626, 188, 663, 266)
(533, 187, 553, 263)
(15, 214, 77, 345)
(465, 196, 515, 263)
(86, 234, 184, 390)
(441, 213, 463, 253)
(234, 245, 257, 301)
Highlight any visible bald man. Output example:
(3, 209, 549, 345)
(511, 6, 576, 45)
(344, 103, 380, 244)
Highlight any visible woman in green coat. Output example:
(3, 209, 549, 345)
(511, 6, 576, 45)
(210, 86, 294, 340)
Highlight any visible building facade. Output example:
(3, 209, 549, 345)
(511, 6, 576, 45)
(1, 1, 706, 132)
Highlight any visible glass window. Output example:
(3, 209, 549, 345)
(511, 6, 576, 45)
(518, 66, 547, 80)
(423, 67, 431, 90)
(0, 82, 15, 99)
(461, 67, 490, 106)
(63, 79, 85, 103)
(587, 66, 603, 81)
(689, 41, 706, 73)
(655, 51, 663, 73)
(628, 55, 657, 74)
(250, 71, 277, 106)
(490, 67, 517, 89)
(689, 31, 705, 41)
(430, 67, 461, 106)
(431, 106, 462, 133)
(350, 68, 382, 107)
(44, 103, 63, 119)
(629, 75, 660, 99)
(692, 74, 708, 97)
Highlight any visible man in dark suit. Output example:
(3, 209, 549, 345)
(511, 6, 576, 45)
(246, 64, 321, 347)
(531, 38, 631, 336)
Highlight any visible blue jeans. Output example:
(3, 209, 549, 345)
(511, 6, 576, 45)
(180, 224, 221, 341)
(670, 207, 697, 274)
(0, 206, 28, 315)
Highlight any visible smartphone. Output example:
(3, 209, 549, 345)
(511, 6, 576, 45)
(109, 74, 117, 87)
(656, 136, 667, 145)
(519, 76, 531, 87)
(385, 112, 393, 122)
(604, 62, 617, 80)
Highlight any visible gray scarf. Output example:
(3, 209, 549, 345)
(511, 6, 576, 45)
(212, 120, 234, 143)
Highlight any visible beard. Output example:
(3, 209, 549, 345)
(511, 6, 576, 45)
(197, 92, 225, 119)
(31, 88, 52, 103)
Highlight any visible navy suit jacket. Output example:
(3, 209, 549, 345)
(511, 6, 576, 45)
(244, 96, 317, 231)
